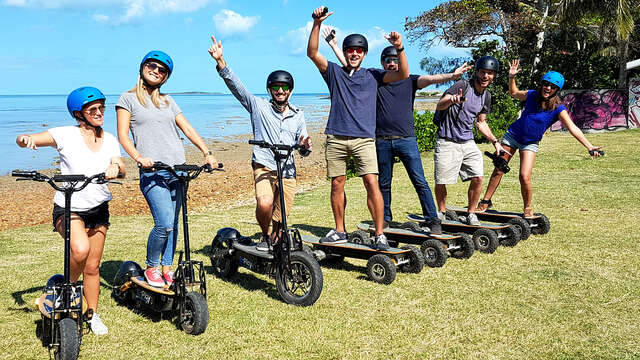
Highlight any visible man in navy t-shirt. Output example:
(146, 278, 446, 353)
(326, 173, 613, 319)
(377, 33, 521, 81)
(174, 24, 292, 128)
(307, 6, 409, 250)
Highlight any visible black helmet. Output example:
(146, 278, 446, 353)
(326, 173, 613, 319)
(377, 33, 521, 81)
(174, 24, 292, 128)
(214, 227, 242, 243)
(380, 46, 398, 63)
(266, 70, 294, 90)
(113, 261, 143, 286)
(475, 56, 500, 73)
(342, 34, 368, 53)
(46, 274, 64, 287)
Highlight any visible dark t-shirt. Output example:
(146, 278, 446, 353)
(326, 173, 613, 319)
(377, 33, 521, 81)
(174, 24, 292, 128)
(376, 75, 420, 137)
(321, 61, 386, 138)
(435, 79, 491, 142)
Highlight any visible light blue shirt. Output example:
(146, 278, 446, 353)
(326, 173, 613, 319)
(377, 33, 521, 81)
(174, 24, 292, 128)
(218, 66, 310, 178)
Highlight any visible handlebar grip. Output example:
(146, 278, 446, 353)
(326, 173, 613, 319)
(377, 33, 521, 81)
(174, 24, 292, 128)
(589, 149, 605, 156)
(483, 151, 495, 159)
(248, 140, 267, 146)
(11, 170, 37, 178)
(312, 6, 328, 19)
(53, 174, 87, 182)
(174, 164, 200, 172)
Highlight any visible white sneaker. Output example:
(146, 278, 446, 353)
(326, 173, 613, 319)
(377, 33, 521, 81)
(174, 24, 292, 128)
(466, 213, 481, 226)
(437, 212, 445, 221)
(89, 313, 108, 335)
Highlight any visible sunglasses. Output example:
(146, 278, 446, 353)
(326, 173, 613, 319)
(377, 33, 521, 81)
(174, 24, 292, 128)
(541, 81, 558, 89)
(270, 84, 290, 91)
(145, 62, 168, 75)
(346, 47, 364, 55)
(84, 105, 106, 116)
(384, 57, 398, 64)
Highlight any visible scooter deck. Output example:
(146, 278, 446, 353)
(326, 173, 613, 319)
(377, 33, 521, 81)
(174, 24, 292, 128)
(448, 205, 541, 221)
(301, 234, 408, 255)
(357, 223, 459, 241)
(35, 293, 87, 319)
(233, 243, 274, 260)
(407, 214, 509, 230)
(130, 276, 174, 295)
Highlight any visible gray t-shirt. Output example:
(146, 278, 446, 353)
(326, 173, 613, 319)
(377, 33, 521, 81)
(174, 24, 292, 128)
(116, 92, 186, 166)
(435, 79, 491, 142)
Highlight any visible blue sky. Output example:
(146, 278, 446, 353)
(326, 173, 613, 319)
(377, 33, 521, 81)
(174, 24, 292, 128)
(0, 0, 471, 95)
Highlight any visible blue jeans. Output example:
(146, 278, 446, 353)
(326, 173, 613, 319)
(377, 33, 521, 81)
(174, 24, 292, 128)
(139, 169, 183, 267)
(376, 137, 438, 222)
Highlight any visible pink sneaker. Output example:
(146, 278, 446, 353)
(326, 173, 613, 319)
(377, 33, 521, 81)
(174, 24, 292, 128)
(162, 271, 174, 287)
(144, 267, 164, 288)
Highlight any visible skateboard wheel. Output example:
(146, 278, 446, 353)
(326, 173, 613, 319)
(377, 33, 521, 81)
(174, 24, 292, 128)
(445, 210, 459, 221)
(450, 233, 474, 259)
(366, 254, 396, 285)
(399, 246, 425, 273)
(500, 224, 520, 247)
(508, 217, 531, 241)
(349, 230, 372, 245)
(421, 239, 447, 268)
(472, 228, 499, 253)
(531, 213, 550, 235)
(401, 221, 422, 232)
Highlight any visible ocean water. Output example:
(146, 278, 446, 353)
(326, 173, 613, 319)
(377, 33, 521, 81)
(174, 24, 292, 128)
(0, 93, 330, 174)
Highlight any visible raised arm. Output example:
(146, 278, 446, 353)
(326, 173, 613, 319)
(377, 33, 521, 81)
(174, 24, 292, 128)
(557, 110, 603, 157)
(307, 6, 332, 73)
(322, 27, 347, 67)
(381, 31, 409, 83)
(436, 87, 465, 111)
(508, 60, 527, 101)
(417, 62, 472, 89)
(208, 34, 256, 113)
(16, 130, 56, 150)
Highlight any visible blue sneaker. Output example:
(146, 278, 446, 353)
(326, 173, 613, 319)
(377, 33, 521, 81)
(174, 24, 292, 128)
(320, 229, 347, 244)
(374, 234, 390, 251)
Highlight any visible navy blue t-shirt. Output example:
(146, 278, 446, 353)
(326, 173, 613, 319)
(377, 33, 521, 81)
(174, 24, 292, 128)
(321, 61, 386, 138)
(376, 75, 420, 137)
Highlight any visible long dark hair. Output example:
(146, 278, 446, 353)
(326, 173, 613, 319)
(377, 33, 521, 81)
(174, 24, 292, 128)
(536, 88, 562, 111)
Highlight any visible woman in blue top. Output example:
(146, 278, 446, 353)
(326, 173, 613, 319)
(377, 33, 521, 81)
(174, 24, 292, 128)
(477, 60, 602, 217)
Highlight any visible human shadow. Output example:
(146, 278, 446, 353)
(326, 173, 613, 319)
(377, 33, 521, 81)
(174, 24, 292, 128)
(292, 223, 333, 238)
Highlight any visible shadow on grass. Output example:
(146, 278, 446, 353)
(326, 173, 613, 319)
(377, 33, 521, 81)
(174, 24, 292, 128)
(292, 223, 333, 237)
(12, 285, 43, 307)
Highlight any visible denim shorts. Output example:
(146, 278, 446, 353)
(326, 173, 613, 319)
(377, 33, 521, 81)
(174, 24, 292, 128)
(502, 132, 539, 153)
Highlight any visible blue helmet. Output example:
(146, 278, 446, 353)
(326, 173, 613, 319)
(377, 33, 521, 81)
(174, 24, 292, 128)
(66, 87, 106, 119)
(141, 50, 173, 76)
(541, 71, 564, 90)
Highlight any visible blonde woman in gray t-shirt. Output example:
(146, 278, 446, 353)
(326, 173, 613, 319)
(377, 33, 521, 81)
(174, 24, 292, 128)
(116, 50, 218, 288)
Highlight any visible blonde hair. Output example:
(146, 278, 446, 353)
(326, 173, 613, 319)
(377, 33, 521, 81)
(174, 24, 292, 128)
(130, 76, 169, 108)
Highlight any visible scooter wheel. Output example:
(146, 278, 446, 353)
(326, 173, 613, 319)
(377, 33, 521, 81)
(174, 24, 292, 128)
(179, 292, 209, 335)
(473, 228, 499, 253)
(450, 233, 474, 259)
(508, 217, 531, 241)
(531, 213, 550, 235)
(421, 239, 448, 268)
(210, 241, 238, 279)
(366, 254, 396, 285)
(500, 224, 521, 247)
(276, 251, 323, 306)
(349, 230, 372, 245)
(399, 246, 425, 273)
(57, 317, 79, 360)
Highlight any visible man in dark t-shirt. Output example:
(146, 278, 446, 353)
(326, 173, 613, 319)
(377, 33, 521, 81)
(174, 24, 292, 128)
(307, 6, 409, 250)
(433, 56, 507, 225)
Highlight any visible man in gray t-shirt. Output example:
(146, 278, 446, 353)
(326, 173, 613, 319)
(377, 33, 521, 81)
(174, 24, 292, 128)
(433, 56, 507, 225)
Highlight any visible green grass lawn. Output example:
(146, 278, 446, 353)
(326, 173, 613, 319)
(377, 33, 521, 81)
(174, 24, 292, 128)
(1, 129, 639, 359)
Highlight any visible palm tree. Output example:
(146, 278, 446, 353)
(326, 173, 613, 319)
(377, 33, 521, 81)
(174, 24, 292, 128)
(555, 0, 636, 87)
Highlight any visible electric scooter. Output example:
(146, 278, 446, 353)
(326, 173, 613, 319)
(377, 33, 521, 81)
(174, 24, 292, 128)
(13, 170, 117, 360)
(210, 140, 323, 306)
(112, 162, 222, 335)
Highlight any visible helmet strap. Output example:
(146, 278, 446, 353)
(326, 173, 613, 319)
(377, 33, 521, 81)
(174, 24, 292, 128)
(75, 113, 103, 138)
(139, 67, 166, 90)
(269, 90, 290, 113)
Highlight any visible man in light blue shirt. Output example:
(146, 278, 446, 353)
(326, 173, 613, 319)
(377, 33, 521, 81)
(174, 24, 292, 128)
(209, 35, 311, 251)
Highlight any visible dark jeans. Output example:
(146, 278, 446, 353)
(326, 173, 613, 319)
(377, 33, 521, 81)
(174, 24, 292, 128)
(376, 136, 438, 222)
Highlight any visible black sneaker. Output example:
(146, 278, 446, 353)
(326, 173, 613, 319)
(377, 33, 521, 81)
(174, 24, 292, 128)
(256, 234, 270, 252)
(320, 229, 348, 244)
(425, 218, 442, 235)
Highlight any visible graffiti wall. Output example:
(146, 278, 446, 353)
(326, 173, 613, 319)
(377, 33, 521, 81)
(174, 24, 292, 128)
(551, 89, 631, 131)
(629, 78, 640, 129)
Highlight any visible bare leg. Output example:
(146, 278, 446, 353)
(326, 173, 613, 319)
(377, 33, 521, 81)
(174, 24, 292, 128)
(467, 177, 483, 214)
(331, 176, 347, 233)
(56, 215, 90, 283)
(519, 150, 537, 215)
(255, 195, 274, 236)
(435, 184, 447, 212)
(481, 146, 515, 204)
(362, 174, 384, 236)
(84, 226, 107, 312)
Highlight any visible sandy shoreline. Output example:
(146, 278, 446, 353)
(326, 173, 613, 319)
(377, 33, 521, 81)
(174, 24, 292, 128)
(0, 101, 436, 231)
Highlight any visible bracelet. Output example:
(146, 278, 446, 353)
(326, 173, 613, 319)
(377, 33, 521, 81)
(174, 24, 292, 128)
(206, 150, 213, 156)
(396, 46, 404, 52)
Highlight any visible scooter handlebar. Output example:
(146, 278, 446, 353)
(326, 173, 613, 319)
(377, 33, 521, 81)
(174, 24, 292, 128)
(312, 6, 328, 19)
(11, 170, 38, 178)
(484, 151, 511, 174)
(249, 140, 300, 151)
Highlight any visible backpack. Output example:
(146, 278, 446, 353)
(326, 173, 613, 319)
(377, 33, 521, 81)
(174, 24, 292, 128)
(433, 80, 491, 127)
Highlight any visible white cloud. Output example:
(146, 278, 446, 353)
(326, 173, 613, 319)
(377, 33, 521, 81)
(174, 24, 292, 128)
(2, 0, 221, 24)
(212, 9, 260, 36)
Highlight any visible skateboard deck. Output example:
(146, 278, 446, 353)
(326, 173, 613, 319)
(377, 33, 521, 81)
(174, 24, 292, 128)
(130, 276, 175, 295)
(302, 234, 408, 255)
(407, 214, 509, 230)
(448, 205, 541, 221)
(357, 223, 459, 241)
(36, 293, 87, 319)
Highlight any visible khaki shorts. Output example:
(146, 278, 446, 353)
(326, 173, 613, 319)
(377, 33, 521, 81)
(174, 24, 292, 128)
(253, 164, 296, 222)
(434, 138, 483, 184)
(325, 135, 378, 178)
